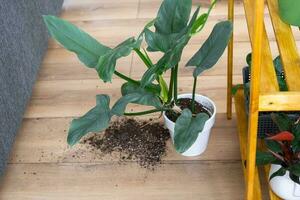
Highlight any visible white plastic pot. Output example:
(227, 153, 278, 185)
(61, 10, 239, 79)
(163, 94, 216, 157)
(269, 164, 300, 200)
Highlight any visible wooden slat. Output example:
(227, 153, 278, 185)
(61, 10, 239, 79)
(24, 76, 241, 119)
(0, 162, 244, 200)
(9, 115, 240, 164)
(243, 0, 279, 93)
(259, 92, 300, 111)
(267, 0, 300, 91)
(234, 89, 262, 200)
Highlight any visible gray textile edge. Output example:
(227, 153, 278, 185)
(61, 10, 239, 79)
(0, 0, 64, 176)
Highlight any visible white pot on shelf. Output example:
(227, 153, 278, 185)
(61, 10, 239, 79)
(163, 93, 216, 157)
(269, 164, 300, 200)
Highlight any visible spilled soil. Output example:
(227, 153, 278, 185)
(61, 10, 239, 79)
(165, 98, 211, 122)
(83, 118, 170, 169)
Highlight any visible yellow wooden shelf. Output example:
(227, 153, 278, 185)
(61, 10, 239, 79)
(234, 88, 282, 200)
(243, 0, 279, 94)
(267, 0, 300, 91)
(227, 0, 300, 198)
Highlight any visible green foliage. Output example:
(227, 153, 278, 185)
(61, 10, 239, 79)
(174, 109, 209, 153)
(245, 54, 288, 91)
(43, 15, 110, 68)
(270, 167, 286, 180)
(96, 37, 141, 82)
(44, 0, 232, 153)
(257, 113, 300, 184)
(68, 95, 111, 146)
(186, 21, 233, 77)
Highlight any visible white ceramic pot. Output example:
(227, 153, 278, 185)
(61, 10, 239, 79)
(269, 164, 300, 200)
(163, 94, 216, 157)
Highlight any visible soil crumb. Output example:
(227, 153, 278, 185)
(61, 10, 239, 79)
(84, 118, 170, 169)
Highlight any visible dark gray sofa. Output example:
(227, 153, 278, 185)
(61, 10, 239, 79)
(0, 0, 64, 176)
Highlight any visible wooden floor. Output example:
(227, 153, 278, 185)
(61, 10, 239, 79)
(1, 0, 300, 199)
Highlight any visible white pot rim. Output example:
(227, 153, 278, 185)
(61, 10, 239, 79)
(163, 93, 216, 125)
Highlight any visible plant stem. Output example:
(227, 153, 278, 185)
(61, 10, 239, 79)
(124, 108, 165, 116)
(114, 71, 139, 84)
(167, 69, 174, 103)
(191, 77, 197, 113)
(173, 64, 178, 103)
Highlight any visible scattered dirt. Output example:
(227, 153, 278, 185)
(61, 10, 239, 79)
(83, 118, 170, 169)
(165, 98, 211, 122)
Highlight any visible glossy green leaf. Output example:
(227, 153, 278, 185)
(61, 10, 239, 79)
(96, 37, 140, 82)
(144, 29, 176, 52)
(67, 95, 111, 146)
(246, 53, 252, 66)
(271, 113, 293, 132)
(111, 91, 162, 116)
(159, 76, 169, 103)
(174, 109, 209, 153)
(154, 0, 192, 35)
(256, 151, 277, 165)
(273, 56, 288, 91)
(186, 21, 233, 77)
(141, 7, 201, 87)
(265, 140, 282, 153)
(270, 167, 286, 180)
(289, 164, 300, 176)
(43, 15, 111, 68)
(121, 82, 160, 96)
(190, 13, 208, 34)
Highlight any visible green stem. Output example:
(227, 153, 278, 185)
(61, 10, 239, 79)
(124, 108, 166, 116)
(173, 64, 178, 103)
(114, 71, 139, 84)
(191, 77, 197, 113)
(167, 70, 174, 103)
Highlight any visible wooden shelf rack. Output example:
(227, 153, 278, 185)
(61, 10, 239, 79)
(227, 0, 300, 199)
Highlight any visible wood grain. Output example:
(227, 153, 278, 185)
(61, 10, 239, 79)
(9, 114, 240, 164)
(0, 162, 244, 200)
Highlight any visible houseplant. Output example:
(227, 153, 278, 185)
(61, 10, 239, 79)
(278, 0, 300, 27)
(242, 53, 299, 137)
(256, 113, 300, 199)
(43, 0, 232, 156)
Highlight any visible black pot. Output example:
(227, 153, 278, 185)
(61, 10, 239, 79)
(242, 67, 300, 138)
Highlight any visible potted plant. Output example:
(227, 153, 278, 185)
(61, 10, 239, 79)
(241, 53, 299, 138)
(278, 0, 300, 27)
(256, 113, 300, 199)
(43, 0, 232, 156)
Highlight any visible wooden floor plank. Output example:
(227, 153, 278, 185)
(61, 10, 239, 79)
(0, 162, 244, 200)
(61, 0, 139, 21)
(9, 114, 240, 164)
(24, 76, 242, 118)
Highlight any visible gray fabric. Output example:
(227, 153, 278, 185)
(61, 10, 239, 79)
(0, 0, 63, 176)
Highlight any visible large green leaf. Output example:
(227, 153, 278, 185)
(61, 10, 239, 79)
(174, 109, 209, 153)
(271, 113, 293, 132)
(111, 90, 162, 116)
(121, 82, 160, 96)
(186, 21, 233, 77)
(43, 15, 111, 68)
(289, 164, 300, 176)
(96, 37, 140, 82)
(256, 151, 277, 165)
(273, 56, 288, 91)
(141, 8, 201, 87)
(154, 0, 192, 35)
(67, 95, 111, 146)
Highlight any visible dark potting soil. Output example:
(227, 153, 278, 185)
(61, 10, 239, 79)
(165, 98, 211, 122)
(83, 118, 170, 169)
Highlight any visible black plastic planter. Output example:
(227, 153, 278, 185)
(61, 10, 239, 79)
(242, 67, 300, 138)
